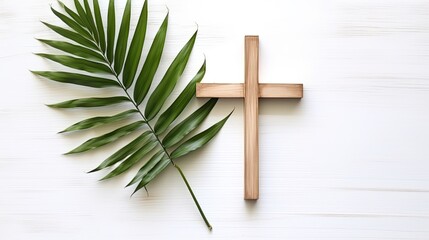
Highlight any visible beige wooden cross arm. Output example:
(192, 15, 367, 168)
(196, 36, 303, 200)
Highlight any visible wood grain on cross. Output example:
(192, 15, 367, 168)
(196, 36, 303, 200)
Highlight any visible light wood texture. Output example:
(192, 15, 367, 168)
(244, 36, 260, 200)
(196, 83, 304, 98)
(196, 83, 244, 98)
(258, 83, 303, 98)
(2, 0, 429, 239)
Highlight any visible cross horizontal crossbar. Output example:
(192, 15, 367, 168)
(196, 83, 303, 99)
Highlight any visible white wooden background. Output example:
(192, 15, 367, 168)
(1, 0, 429, 239)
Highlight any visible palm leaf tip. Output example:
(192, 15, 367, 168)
(87, 168, 99, 174)
(57, 0, 65, 8)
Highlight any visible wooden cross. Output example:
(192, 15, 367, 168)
(196, 36, 303, 200)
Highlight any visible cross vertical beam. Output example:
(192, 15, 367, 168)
(244, 36, 259, 200)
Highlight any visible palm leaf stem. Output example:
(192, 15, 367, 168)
(175, 164, 212, 230)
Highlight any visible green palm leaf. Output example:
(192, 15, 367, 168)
(32, 71, 119, 88)
(36, 53, 111, 74)
(37, 39, 105, 61)
(132, 156, 170, 194)
(122, 0, 148, 88)
(154, 60, 206, 135)
(133, 12, 168, 104)
(47, 96, 129, 108)
(113, 0, 131, 74)
(89, 131, 151, 173)
(74, 0, 96, 39)
(42, 22, 98, 50)
(66, 121, 144, 154)
(106, 0, 115, 62)
(57, 0, 85, 26)
(36, 0, 231, 230)
(163, 98, 217, 148)
(82, 0, 99, 43)
(170, 110, 233, 159)
(92, 0, 106, 52)
(101, 139, 157, 180)
(50, 6, 91, 39)
(144, 30, 197, 120)
(60, 109, 137, 133)
(126, 150, 166, 187)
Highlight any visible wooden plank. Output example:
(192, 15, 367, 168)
(196, 83, 244, 98)
(196, 83, 303, 98)
(244, 35, 259, 200)
(259, 83, 303, 98)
